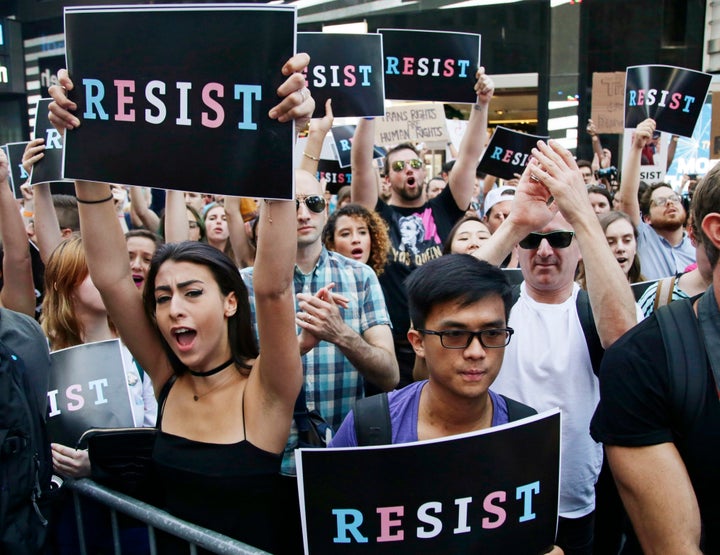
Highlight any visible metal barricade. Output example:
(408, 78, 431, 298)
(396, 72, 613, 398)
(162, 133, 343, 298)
(65, 478, 271, 555)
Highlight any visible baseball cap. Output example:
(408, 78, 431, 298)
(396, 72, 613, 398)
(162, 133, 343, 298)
(483, 185, 517, 216)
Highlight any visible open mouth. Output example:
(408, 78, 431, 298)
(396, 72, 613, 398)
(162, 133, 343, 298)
(351, 247, 364, 258)
(132, 274, 144, 287)
(407, 177, 416, 186)
(173, 328, 197, 350)
(616, 257, 628, 265)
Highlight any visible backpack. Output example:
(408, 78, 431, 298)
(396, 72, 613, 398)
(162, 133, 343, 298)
(0, 338, 53, 555)
(353, 391, 537, 446)
(654, 296, 709, 435)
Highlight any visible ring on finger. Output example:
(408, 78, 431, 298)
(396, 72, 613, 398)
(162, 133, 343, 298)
(530, 173, 541, 182)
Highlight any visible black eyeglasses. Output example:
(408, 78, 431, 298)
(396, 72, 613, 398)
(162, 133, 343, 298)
(391, 158, 423, 172)
(417, 328, 514, 349)
(518, 230, 575, 250)
(296, 195, 326, 213)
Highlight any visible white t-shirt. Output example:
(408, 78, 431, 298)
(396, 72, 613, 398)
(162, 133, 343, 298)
(120, 344, 157, 428)
(492, 282, 602, 519)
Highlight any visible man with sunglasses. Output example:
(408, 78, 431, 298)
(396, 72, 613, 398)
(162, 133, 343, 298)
(242, 169, 398, 477)
(615, 118, 696, 279)
(351, 67, 495, 387)
(472, 140, 638, 555)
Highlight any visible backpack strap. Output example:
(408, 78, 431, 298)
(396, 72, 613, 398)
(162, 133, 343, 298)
(655, 297, 707, 436)
(575, 288, 604, 376)
(512, 283, 603, 375)
(653, 275, 677, 312)
(501, 395, 537, 422)
(353, 393, 391, 446)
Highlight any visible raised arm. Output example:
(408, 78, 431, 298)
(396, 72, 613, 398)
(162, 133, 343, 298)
(164, 189, 191, 243)
(586, 119, 604, 163)
(616, 118, 656, 227)
(224, 194, 254, 268)
(350, 117, 378, 210)
(0, 150, 35, 316)
(530, 140, 637, 346)
(246, 55, 314, 442)
(607, 443, 702, 554)
(448, 67, 494, 211)
(128, 185, 160, 232)
(49, 70, 172, 392)
(22, 139, 64, 264)
(299, 98, 333, 175)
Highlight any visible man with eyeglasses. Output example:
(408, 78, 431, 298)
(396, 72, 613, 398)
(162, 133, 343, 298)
(351, 67, 495, 387)
(616, 118, 696, 279)
(330, 254, 531, 438)
(471, 140, 638, 555)
(241, 169, 398, 476)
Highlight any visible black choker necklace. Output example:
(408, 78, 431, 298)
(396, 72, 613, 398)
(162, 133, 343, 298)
(188, 358, 234, 378)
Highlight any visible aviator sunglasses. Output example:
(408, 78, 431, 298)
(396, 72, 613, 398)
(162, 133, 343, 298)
(518, 230, 575, 250)
(391, 158, 424, 172)
(296, 194, 326, 213)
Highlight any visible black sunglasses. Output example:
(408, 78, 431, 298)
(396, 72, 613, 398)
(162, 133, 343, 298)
(518, 230, 575, 250)
(296, 195, 326, 213)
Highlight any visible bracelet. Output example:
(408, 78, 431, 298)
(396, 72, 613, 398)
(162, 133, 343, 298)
(303, 152, 319, 161)
(76, 193, 114, 204)
(22, 210, 33, 218)
(472, 104, 484, 111)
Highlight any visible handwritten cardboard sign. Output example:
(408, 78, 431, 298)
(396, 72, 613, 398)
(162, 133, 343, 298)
(374, 103, 448, 146)
(591, 72, 625, 134)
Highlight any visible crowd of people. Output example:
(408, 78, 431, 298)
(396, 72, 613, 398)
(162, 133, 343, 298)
(2, 53, 718, 555)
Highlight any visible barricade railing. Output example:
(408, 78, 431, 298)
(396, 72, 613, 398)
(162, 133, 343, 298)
(65, 478, 271, 555)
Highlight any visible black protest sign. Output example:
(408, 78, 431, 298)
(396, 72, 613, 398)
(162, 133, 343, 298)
(378, 29, 480, 103)
(331, 125, 385, 168)
(63, 5, 296, 199)
(38, 54, 66, 98)
(299, 33, 384, 118)
(625, 65, 711, 138)
(30, 99, 68, 186)
(317, 158, 352, 195)
(479, 126, 549, 181)
(0, 146, 11, 196)
(47, 339, 135, 447)
(297, 410, 560, 554)
(6, 141, 30, 198)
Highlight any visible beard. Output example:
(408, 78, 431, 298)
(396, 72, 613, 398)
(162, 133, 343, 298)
(650, 212, 685, 232)
(396, 180, 424, 202)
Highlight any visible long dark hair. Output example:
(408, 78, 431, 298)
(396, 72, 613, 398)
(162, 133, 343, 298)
(142, 241, 258, 376)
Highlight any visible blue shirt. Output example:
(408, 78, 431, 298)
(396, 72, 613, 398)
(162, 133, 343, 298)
(637, 221, 696, 280)
(241, 247, 391, 475)
(329, 380, 509, 447)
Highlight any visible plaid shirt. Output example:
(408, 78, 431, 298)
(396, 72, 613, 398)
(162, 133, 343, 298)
(241, 248, 391, 475)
